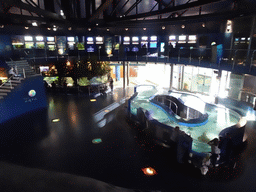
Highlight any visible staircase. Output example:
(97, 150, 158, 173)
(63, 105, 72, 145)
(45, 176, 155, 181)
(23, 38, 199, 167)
(0, 76, 25, 100)
(6, 60, 36, 77)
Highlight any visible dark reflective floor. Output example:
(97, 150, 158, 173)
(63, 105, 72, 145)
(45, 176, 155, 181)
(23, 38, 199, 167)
(1, 88, 256, 192)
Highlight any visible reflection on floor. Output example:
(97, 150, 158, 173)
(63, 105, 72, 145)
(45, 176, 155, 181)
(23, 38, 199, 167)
(0, 87, 256, 192)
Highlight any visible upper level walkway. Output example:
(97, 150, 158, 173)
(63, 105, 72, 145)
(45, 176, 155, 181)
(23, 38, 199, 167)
(14, 47, 256, 76)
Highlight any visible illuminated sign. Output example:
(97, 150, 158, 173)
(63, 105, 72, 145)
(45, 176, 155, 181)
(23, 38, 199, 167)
(47, 37, 55, 42)
(67, 37, 75, 42)
(24, 36, 33, 41)
(141, 36, 148, 41)
(150, 36, 157, 41)
(36, 36, 44, 41)
(28, 90, 36, 97)
(169, 35, 176, 41)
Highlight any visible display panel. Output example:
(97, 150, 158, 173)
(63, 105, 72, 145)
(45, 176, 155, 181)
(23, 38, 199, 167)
(141, 42, 148, 48)
(25, 42, 34, 49)
(48, 44, 56, 51)
(141, 36, 148, 41)
(87, 46, 94, 52)
(150, 36, 157, 41)
(36, 36, 44, 41)
(123, 36, 130, 45)
(150, 42, 157, 48)
(87, 37, 94, 44)
(178, 35, 186, 43)
(47, 37, 55, 42)
(188, 35, 196, 43)
(169, 35, 176, 41)
(96, 36, 103, 44)
(132, 36, 139, 44)
(36, 42, 45, 49)
(160, 42, 165, 52)
(77, 43, 85, 50)
(12, 43, 25, 49)
(24, 36, 33, 41)
(67, 37, 75, 42)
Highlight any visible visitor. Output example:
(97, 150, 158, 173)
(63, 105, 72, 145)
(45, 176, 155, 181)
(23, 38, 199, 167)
(8, 67, 18, 78)
(171, 126, 180, 143)
(218, 132, 233, 166)
(109, 77, 114, 92)
(51, 81, 56, 92)
(208, 138, 221, 167)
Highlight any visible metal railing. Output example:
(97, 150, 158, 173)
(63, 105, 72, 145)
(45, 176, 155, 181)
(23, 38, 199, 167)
(11, 47, 256, 75)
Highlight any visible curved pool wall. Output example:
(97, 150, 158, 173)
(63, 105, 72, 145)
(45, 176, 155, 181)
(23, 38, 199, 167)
(128, 85, 246, 165)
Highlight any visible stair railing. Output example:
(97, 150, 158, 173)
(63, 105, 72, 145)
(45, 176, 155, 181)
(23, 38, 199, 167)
(0, 75, 13, 89)
(23, 68, 26, 78)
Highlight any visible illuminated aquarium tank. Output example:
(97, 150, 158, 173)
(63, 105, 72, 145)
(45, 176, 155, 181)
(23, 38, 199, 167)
(128, 85, 245, 155)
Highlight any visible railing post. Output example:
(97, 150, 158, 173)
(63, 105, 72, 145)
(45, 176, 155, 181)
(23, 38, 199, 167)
(250, 50, 256, 72)
(232, 50, 238, 70)
(23, 68, 26, 78)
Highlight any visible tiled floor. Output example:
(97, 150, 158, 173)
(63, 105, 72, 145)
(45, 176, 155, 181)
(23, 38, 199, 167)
(1, 87, 256, 192)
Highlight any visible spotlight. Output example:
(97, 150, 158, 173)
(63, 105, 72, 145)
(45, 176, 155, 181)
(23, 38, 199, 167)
(0, 25, 4, 28)
(181, 25, 185, 29)
(107, 28, 109, 31)
(68, 27, 72, 31)
(25, 26, 29, 29)
(162, 26, 165, 30)
(143, 28, 146, 30)
(202, 23, 205, 27)
(88, 28, 91, 31)
(125, 28, 129, 31)
(47, 27, 51, 30)
(32, 22, 37, 26)
(96, 23, 99, 26)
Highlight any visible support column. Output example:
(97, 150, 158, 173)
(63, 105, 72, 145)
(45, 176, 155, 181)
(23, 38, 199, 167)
(246, 15, 256, 65)
(123, 61, 126, 89)
(127, 61, 129, 86)
(169, 63, 174, 91)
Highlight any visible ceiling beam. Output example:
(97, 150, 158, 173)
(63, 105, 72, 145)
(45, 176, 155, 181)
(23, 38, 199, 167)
(88, 0, 113, 22)
(111, 0, 223, 21)
(5, 0, 64, 21)
(106, 9, 256, 28)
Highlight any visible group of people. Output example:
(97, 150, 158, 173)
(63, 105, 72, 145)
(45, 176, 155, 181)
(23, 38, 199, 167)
(200, 132, 234, 175)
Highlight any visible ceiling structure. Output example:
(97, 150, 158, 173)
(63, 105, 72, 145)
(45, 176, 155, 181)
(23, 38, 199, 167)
(0, 0, 256, 35)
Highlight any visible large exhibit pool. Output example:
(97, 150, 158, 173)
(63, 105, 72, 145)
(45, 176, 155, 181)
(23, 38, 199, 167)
(130, 85, 242, 153)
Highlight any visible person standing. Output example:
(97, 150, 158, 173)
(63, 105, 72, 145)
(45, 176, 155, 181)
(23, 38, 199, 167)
(109, 77, 114, 92)
(208, 138, 221, 167)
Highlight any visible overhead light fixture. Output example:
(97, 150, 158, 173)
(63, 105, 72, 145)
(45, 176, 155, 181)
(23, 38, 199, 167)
(143, 28, 146, 30)
(162, 26, 165, 30)
(107, 28, 109, 31)
(88, 28, 91, 31)
(60, 10, 64, 16)
(181, 25, 185, 28)
(125, 28, 128, 31)
(96, 23, 99, 26)
(32, 22, 37, 26)
(47, 27, 51, 30)
(202, 23, 205, 28)
(25, 26, 29, 29)
(53, 27, 57, 31)
(68, 27, 72, 31)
